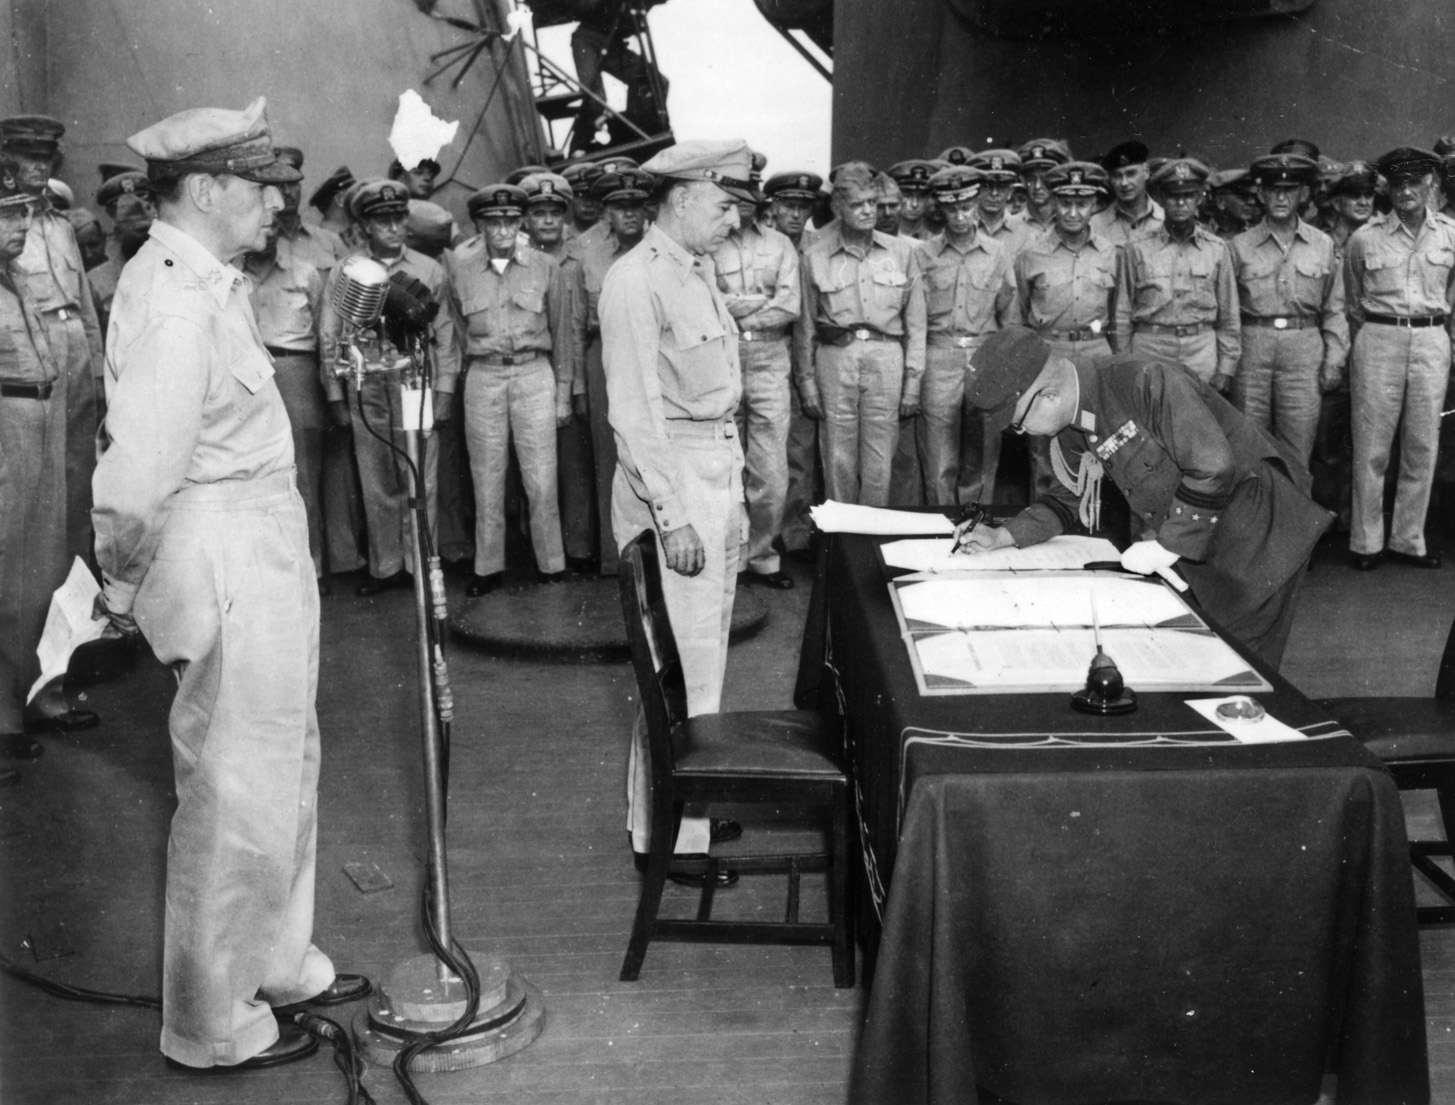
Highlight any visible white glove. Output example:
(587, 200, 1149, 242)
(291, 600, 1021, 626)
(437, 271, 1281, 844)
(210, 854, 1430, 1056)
(1120, 539, 1180, 577)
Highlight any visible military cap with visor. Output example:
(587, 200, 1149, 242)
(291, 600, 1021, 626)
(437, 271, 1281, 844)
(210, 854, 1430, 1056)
(406, 199, 456, 253)
(591, 168, 654, 204)
(763, 171, 822, 201)
(641, 139, 757, 203)
(0, 168, 35, 211)
(1376, 146, 1441, 182)
(1017, 138, 1071, 172)
(0, 115, 65, 157)
(1209, 167, 1253, 194)
(467, 183, 528, 220)
(559, 160, 601, 188)
(968, 149, 1022, 182)
(928, 166, 984, 204)
(1101, 140, 1149, 171)
(519, 171, 574, 206)
(97, 171, 155, 209)
(350, 178, 410, 220)
(126, 97, 302, 185)
(1045, 161, 1109, 197)
(1270, 137, 1321, 160)
(1329, 160, 1379, 197)
(888, 159, 938, 192)
(274, 146, 304, 171)
(505, 163, 551, 186)
(309, 164, 355, 211)
(964, 326, 1052, 412)
(593, 154, 640, 175)
(938, 145, 974, 166)
(1248, 152, 1320, 186)
(1149, 157, 1210, 194)
(97, 159, 143, 182)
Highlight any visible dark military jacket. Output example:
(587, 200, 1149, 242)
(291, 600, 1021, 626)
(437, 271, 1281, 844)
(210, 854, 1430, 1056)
(1005, 354, 1333, 630)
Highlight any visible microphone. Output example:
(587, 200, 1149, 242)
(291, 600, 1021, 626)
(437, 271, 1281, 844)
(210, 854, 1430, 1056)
(331, 255, 390, 329)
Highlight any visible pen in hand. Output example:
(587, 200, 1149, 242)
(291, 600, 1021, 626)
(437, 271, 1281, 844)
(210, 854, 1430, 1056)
(950, 500, 987, 555)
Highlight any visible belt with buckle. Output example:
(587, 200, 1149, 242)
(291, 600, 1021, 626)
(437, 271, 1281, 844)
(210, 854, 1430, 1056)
(1137, 321, 1214, 338)
(472, 351, 543, 367)
(927, 331, 982, 349)
(43, 306, 71, 322)
(1241, 315, 1317, 331)
(265, 345, 314, 358)
(739, 327, 788, 343)
(850, 327, 897, 342)
(1043, 323, 1106, 342)
(1364, 312, 1450, 328)
(0, 381, 54, 400)
(665, 418, 737, 440)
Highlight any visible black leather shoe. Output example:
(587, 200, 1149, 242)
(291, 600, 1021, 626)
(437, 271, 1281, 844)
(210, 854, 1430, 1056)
(669, 865, 739, 889)
(272, 973, 373, 1015)
(538, 570, 569, 584)
(465, 573, 502, 597)
(1387, 549, 1443, 570)
(355, 571, 407, 597)
(1350, 552, 1383, 571)
(1, 733, 42, 760)
(566, 556, 597, 575)
(710, 818, 742, 844)
(24, 709, 99, 734)
(166, 1023, 320, 1071)
(740, 570, 795, 590)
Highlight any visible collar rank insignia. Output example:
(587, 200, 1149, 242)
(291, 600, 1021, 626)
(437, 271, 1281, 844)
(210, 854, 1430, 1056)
(1076, 409, 1096, 433)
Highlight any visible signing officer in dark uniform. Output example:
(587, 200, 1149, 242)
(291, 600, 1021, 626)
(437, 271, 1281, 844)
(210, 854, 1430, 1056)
(955, 327, 1332, 668)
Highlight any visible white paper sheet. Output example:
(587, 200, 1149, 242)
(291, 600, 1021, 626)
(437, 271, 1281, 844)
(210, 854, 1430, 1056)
(882, 534, 1121, 574)
(895, 574, 1200, 630)
(1184, 696, 1309, 743)
(809, 500, 956, 536)
(27, 558, 107, 704)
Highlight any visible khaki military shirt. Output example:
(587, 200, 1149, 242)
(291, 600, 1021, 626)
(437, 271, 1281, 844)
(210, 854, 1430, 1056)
(600, 223, 740, 533)
(712, 222, 800, 333)
(971, 209, 1034, 259)
(445, 240, 571, 408)
(1343, 210, 1455, 339)
(918, 230, 1015, 336)
(93, 220, 293, 614)
(276, 217, 346, 275)
(1229, 218, 1348, 373)
(1116, 224, 1241, 377)
(318, 246, 458, 402)
(1090, 198, 1164, 248)
(245, 249, 323, 353)
(797, 224, 928, 400)
(16, 204, 104, 378)
(0, 267, 57, 384)
(1014, 228, 1119, 338)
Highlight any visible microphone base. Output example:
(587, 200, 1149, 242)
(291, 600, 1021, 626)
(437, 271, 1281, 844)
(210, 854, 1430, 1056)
(1070, 687, 1138, 715)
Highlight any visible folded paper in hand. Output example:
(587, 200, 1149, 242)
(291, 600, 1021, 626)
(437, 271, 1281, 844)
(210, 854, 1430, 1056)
(27, 557, 107, 705)
(809, 500, 956, 536)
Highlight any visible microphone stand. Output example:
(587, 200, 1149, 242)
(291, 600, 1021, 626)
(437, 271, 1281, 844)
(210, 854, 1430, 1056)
(339, 323, 544, 1074)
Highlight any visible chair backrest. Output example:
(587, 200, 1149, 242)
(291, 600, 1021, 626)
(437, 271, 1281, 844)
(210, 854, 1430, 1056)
(618, 531, 689, 780)
(1435, 610, 1455, 700)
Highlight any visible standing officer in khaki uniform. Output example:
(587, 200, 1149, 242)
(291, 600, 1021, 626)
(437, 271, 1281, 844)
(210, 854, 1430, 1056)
(1117, 158, 1240, 390)
(273, 147, 345, 274)
(798, 161, 927, 506)
(919, 165, 1015, 505)
(1343, 147, 1455, 571)
(1, 116, 105, 566)
(0, 174, 78, 766)
(320, 180, 458, 594)
(888, 160, 937, 240)
(1209, 169, 1262, 240)
(966, 149, 1031, 256)
(714, 181, 800, 588)
(1091, 140, 1162, 247)
(87, 171, 155, 331)
(1016, 138, 1070, 235)
(602, 140, 753, 876)
(446, 184, 570, 595)
(93, 97, 368, 1071)
(577, 167, 653, 574)
(1229, 153, 1347, 467)
(764, 170, 823, 561)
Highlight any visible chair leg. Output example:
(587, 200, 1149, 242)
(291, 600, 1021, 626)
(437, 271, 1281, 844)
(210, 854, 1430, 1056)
(829, 785, 855, 989)
(621, 803, 676, 981)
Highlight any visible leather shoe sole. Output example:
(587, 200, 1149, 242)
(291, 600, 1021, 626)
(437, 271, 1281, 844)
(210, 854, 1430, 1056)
(1387, 549, 1442, 569)
(1350, 553, 1382, 571)
(2, 733, 44, 760)
(272, 972, 373, 1015)
(466, 573, 502, 597)
(740, 570, 795, 590)
(166, 1024, 319, 1071)
(710, 818, 742, 844)
(24, 710, 99, 734)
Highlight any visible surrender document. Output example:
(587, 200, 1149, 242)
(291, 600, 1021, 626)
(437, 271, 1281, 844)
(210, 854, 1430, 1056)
(890, 573, 1270, 695)
(810, 501, 956, 536)
(881, 534, 1120, 574)
(28, 558, 107, 704)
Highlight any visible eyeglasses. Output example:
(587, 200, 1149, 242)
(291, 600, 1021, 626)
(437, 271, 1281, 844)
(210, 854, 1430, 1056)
(1010, 389, 1042, 434)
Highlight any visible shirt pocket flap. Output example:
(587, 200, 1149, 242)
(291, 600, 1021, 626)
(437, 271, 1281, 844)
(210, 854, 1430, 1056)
(670, 317, 726, 350)
(459, 282, 494, 316)
(871, 268, 908, 288)
(1363, 251, 1400, 273)
(229, 348, 275, 394)
(1188, 254, 1215, 278)
(1294, 257, 1327, 279)
(512, 287, 546, 314)
(1426, 245, 1455, 268)
(715, 252, 743, 275)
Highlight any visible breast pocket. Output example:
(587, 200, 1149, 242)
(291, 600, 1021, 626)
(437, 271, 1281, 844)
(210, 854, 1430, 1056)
(1422, 245, 1455, 304)
(715, 251, 743, 293)
(871, 267, 908, 312)
(512, 286, 546, 315)
(1292, 257, 1328, 307)
(1109, 433, 1179, 518)
(1133, 255, 1175, 309)
(228, 347, 275, 394)
(1360, 250, 1406, 299)
(926, 267, 957, 317)
(458, 281, 496, 318)
(0, 320, 31, 376)
(1185, 254, 1219, 311)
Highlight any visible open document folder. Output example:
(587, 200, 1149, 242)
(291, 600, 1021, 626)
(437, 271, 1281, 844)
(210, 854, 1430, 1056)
(890, 572, 1270, 695)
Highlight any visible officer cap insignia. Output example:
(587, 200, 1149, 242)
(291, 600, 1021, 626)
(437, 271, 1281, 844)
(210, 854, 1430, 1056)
(798, 175, 808, 188)
(496, 190, 511, 205)
(121, 177, 135, 193)
(991, 156, 1003, 171)
(1070, 169, 1083, 185)
(1032, 146, 1045, 159)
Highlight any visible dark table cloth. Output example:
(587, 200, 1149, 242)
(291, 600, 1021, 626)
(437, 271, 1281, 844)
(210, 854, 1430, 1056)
(796, 534, 1428, 1105)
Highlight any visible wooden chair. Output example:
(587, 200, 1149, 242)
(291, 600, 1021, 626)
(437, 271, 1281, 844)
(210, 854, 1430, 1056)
(1318, 613, 1455, 923)
(616, 530, 854, 986)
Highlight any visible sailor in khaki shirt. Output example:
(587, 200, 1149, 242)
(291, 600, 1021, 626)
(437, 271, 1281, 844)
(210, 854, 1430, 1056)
(714, 192, 800, 586)
(601, 140, 753, 871)
(797, 161, 927, 507)
(93, 97, 365, 1071)
(1229, 153, 1347, 467)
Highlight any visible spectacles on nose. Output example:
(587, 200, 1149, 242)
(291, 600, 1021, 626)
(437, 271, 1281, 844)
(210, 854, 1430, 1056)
(1011, 389, 1042, 434)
